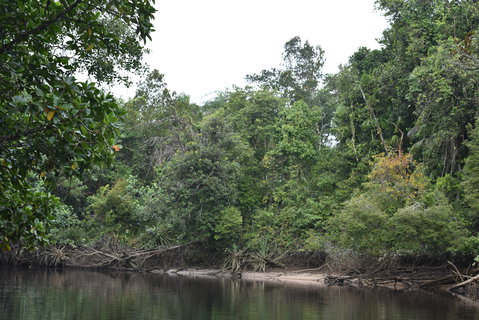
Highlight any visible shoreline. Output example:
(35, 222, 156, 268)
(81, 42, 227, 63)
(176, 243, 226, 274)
(3, 259, 479, 304)
(2, 245, 478, 301)
(145, 267, 479, 305)
(148, 267, 420, 291)
(162, 268, 330, 286)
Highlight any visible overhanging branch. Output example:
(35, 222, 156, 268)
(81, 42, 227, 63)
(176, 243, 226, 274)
(0, 0, 83, 55)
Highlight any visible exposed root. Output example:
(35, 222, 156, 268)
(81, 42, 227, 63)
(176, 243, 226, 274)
(1, 240, 202, 271)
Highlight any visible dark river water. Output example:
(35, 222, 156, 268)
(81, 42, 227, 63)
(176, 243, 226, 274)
(0, 267, 478, 320)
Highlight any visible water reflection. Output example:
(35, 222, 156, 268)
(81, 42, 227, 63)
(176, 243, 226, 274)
(0, 267, 478, 320)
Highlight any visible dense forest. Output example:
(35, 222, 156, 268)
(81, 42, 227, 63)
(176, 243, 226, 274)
(2, 0, 479, 269)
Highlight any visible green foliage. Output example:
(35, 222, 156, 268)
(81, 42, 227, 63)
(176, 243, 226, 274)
(122, 70, 201, 181)
(408, 38, 479, 176)
(48, 203, 101, 246)
(332, 0, 479, 178)
(462, 118, 479, 232)
(220, 88, 285, 161)
(435, 175, 460, 201)
(390, 203, 465, 254)
(214, 207, 243, 244)
(458, 236, 479, 256)
(463, 119, 479, 211)
(328, 153, 466, 255)
(152, 117, 245, 241)
(13, 1, 479, 263)
(88, 178, 143, 234)
(53, 176, 89, 213)
(246, 36, 325, 104)
(245, 198, 321, 251)
(0, 181, 58, 250)
(48, 204, 82, 246)
(320, 0, 479, 258)
(266, 100, 319, 165)
(0, 0, 156, 248)
(329, 195, 389, 254)
(138, 223, 173, 247)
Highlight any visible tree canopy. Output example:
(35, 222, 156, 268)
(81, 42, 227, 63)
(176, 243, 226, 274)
(0, 0, 156, 249)
(3, 0, 479, 267)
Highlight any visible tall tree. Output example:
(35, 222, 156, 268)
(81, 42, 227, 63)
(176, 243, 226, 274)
(0, 0, 156, 249)
(153, 115, 250, 241)
(246, 36, 325, 105)
(462, 118, 479, 229)
(332, 0, 479, 176)
(408, 38, 479, 176)
(122, 70, 201, 181)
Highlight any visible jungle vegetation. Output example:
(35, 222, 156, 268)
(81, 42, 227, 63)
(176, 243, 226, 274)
(2, 0, 479, 265)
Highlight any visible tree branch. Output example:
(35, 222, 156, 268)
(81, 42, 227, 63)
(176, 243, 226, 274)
(0, 0, 83, 55)
(358, 84, 389, 154)
(0, 117, 77, 145)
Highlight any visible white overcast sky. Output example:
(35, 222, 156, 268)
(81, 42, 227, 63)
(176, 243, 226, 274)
(114, 0, 389, 104)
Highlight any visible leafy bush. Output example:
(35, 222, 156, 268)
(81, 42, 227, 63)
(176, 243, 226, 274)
(214, 207, 243, 245)
(390, 203, 465, 254)
(327, 153, 467, 256)
(462, 119, 479, 231)
(88, 178, 143, 234)
(365, 153, 428, 213)
(48, 204, 103, 246)
(138, 222, 173, 247)
(328, 195, 389, 255)
(0, 181, 59, 250)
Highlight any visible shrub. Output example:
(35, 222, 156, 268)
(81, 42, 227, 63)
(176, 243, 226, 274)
(390, 203, 466, 254)
(48, 204, 102, 246)
(214, 207, 243, 245)
(328, 195, 389, 255)
(88, 178, 142, 234)
(326, 153, 467, 256)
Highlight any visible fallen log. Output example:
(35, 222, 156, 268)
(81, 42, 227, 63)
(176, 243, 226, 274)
(420, 267, 479, 289)
(420, 275, 457, 288)
(449, 273, 479, 292)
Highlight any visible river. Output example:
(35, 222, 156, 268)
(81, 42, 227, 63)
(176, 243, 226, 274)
(0, 267, 478, 319)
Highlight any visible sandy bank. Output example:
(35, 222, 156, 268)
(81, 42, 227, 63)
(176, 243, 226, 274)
(149, 267, 451, 292)
(150, 268, 368, 289)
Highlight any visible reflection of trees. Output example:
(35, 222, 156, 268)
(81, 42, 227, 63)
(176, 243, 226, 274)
(0, 268, 474, 319)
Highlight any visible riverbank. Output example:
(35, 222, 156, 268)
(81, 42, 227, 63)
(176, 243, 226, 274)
(1, 243, 477, 301)
(151, 268, 331, 287)
(146, 267, 479, 305)
(150, 266, 452, 291)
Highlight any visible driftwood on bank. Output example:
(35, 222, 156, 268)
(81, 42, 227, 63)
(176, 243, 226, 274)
(420, 275, 458, 288)
(4, 244, 479, 301)
(319, 255, 452, 290)
(1, 240, 202, 270)
(417, 266, 479, 289)
(70, 244, 189, 269)
(449, 273, 479, 292)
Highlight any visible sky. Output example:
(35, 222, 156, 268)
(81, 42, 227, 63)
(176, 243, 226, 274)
(114, 0, 390, 104)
